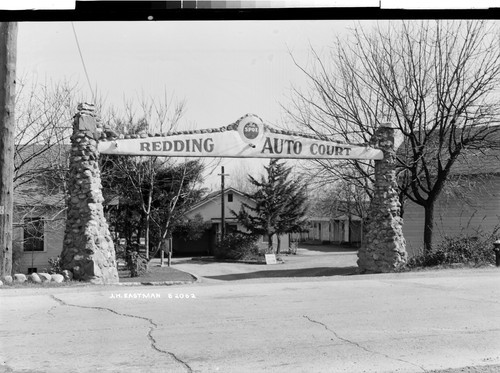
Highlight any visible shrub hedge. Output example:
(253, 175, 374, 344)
(407, 229, 498, 269)
(214, 232, 260, 261)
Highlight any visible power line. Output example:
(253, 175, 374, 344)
(71, 22, 95, 103)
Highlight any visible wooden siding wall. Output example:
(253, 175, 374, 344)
(14, 214, 65, 273)
(186, 192, 249, 222)
(402, 175, 500, 256)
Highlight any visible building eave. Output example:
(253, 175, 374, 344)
(185, 187, 251, 215)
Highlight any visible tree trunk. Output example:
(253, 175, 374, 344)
(0, 23, 17, 278)
(423, 202, 435, 255)
(268, 234, 274, 253)
(126, 206, 134, 244)
(145, 212, 150, 259)
(151, 223, 171, 259)
(348, 214, 352, 244)
(136, 212, 143, 245)
(276, 235, 281, 254)
(144, 160, 155, 260)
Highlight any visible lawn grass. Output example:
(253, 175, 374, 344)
(0, 280, 91, 289)
(1, 264, 196, 288)
(118, 264, 196, 283)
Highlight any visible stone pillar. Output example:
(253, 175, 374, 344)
(357, 124, 407, 273)
(61, 103, 119, 284)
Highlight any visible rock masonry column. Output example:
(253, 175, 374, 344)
(61, 103, 119, 284)
(357, 123, 407, 273)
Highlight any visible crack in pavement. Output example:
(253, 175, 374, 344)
(50, 295, 193, 373)
(46, 305, 57, 318)
(303, 315, 427, 373)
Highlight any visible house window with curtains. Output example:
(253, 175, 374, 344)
(23, 218, 44, 252)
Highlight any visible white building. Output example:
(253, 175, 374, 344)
(176, 187, 290, 255)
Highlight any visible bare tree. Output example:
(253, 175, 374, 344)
(285, 20, 500, 253)
(101, 92, 186, 259)
(102, 92, 216, 259)
(7, 77, 89, 276)
(225, 162, 259, 194)
(14, 77, 81, 191)
(310, 178, 369, 221)
(149, 159, 206, 258)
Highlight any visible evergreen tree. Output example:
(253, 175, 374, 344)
(234, 159, 308, 253)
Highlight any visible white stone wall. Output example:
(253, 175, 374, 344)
(60, 104, 118, 284)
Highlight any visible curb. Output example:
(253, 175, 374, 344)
(190, 257, 285, 265)
(190, 257, 264, 265)
(117, 280, 194, 286)
(116, 272, 201, 286)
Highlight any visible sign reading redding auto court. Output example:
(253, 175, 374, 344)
(98, 114, 383, 160)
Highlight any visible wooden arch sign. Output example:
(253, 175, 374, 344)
(98, 114, 383, 161)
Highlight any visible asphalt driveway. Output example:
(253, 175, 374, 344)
(167, 244, 359, 283)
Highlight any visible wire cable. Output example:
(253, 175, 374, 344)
(71, 22, 95, 103)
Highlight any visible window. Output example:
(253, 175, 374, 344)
(24, 218, 44, 252)
(227, 193, 233, 202)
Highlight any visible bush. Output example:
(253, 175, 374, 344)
(288, 239, 299, 255)
(47, 256, 63, 274)
(407, 230, 497, 269)
(11, 241, 23, 274)
(173, 214, 211, 242)
(214, 232, 260, 261)
(117, 243, 149, 277)
(126, 251, 149, 277)
(114, 242, 126, 261)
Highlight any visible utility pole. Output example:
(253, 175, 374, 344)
(218, 166, 229, 242)
(0, 22, 17, 278)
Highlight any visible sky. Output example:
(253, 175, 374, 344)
(16, 20, 366, 189)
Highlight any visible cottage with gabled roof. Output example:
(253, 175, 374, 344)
(173, 187, 290, 256)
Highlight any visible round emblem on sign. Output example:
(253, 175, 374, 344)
(237, 115, 264, 145)
(243, 122, 259, 140)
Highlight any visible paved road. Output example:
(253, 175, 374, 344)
(1, 260, 499, 373)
